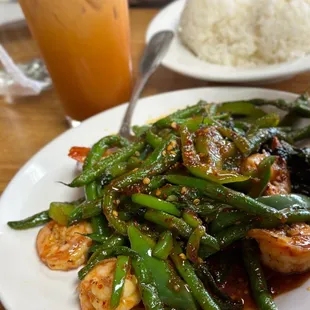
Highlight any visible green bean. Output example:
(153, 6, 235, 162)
(246, 128, 287, 155)
(103, 189, 128, 236)
(196, 264, 243, 310)
(242, 239, 278, 310)
(152, 231, 173, 260)
(132, 125, 151, 137)
(85, 182, 98, 200)
(111, 256, 130, 309)
(132, 193, 181, 216)
(145, 209, 192, 237)
(247, 113, 280, 136)
(166, 175, 285, 221)
(251, 94, 310, 117)
(84, 135, 129, 169)
(99, 162, 128, 187)
(112, 138, 180, 190)
(91, 215, 111, 236)
(182, 210, 203, 228)
(144, 209, 220, 250)
(170, 241, 220, 310)
(83, 233, 109, 243)
(199, 223, 255, 258)
(69, 141, 145, 187)
(146, 129, 163, 148)
(8, 210, 50, 230)
(186, 225, 205, 263)
(67, 199, 102, 225)
(289, 124, 310, 142)
(209, 210, 248, 234)
(154, 101, 206, 128)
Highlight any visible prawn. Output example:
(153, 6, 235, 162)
(249, 223, 310, 274)
(241, 153, 291, 195)
(79, 258, 141, 310)
(36, 220, 92, 270)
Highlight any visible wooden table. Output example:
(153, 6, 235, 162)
(1, 7, 310, 309)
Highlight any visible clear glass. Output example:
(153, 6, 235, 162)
(18, 0, 132, 123)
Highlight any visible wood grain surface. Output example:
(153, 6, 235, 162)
(1, 7, 310, 310)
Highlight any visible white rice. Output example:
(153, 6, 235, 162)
(179, 0, 310, 67)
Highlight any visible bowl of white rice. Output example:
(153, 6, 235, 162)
(146, 0, 310, 83)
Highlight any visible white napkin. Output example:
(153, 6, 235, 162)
(0, 3, 51, 102)
(0, 44, 50, 103)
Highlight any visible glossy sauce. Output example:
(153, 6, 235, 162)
(210, 249, 310, 310)
(19, 0, 132, 121)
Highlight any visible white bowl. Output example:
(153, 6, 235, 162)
(146, 0, 310, 84)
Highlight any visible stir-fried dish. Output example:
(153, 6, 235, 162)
(8, 94, 310, 310)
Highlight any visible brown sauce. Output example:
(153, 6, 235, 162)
(210, 248, 310, 310)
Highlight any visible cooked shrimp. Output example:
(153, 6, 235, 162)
(36, 220, 92, 270)
(241, 153, 291, 195)
(249, 223, 310, 274)
(79, 258, 141, 310)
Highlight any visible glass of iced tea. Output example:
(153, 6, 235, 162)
(19, 0, 132, 125)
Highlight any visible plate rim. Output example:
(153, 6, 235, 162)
(0, 86, 302, 309)
(145, 0, 310, 83)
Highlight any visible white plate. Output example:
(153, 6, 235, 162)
(0, 3, 24, 28)
(146, 0, 310, 84)
(0, 87, 309, 310)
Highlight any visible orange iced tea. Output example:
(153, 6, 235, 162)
(19, 0, 132, 121)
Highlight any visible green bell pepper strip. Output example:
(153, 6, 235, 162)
(183, 210, 203, 228)
(144, 209, 220, 250)
(152, 231, 173, 260)
(131, 257, 165, 310)
(242, 239, 278, 310)
(180, 126, 249, 184)
(209, 210, 249, 234)
(170, 240, 221, 310)
(247, 113, 280, 136)
(111, 256, 130, 309)
(196, 263, 243, 310)
(186, 225, 206, 263)
(216, 101, 266, 118)
(7, 210, 50, 230)
(90, 214, 111, 236)
(48, 202, 76, 225)
(145, 129, 163, 148)
(111, 137, 180, 190)
(249, 156, 276, 198)
(67, 198, 102, 225)
(79, 245, 132, 280)
(132, 193, 181, 217)
(166, 175, 285, 221)
(128, 224, 198, 310)
(69, 141, 145, 187)
(216, 126, 251, 155)
(154, 101, 206, 128)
